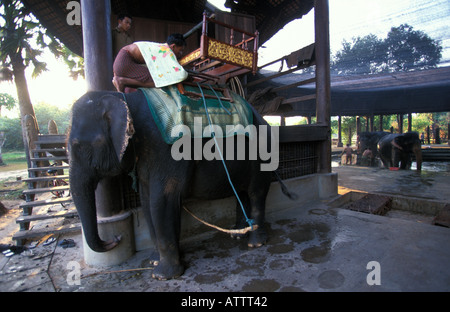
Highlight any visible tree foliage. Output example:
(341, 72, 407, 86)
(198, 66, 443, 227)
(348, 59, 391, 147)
(0, 92, 17, 116)
(0, 0, 83, 162)
(332, 24, 443, 74)
(0, 101, 71, 152)
(0, 0, 83, 82)
(385, 24, 443, 72)
(333, 34, 386, 74)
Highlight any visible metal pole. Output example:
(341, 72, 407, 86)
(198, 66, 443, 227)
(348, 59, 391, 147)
(314, 0, 331, 173)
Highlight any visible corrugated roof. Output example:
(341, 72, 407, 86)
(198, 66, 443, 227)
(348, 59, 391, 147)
(22, 0, 84, 56)
(253, 66, 450, 116)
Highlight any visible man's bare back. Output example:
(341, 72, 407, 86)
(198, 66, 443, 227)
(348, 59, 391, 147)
(123, 44, 145, 63)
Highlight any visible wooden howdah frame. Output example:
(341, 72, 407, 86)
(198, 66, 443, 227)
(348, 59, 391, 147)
(179, 12, 259, 83)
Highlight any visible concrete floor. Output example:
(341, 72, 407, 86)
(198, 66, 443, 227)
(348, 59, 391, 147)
(0, 165, 449, 292)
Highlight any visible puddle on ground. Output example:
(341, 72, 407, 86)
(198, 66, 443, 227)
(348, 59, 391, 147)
(194, 273, 224, 284)
(300, 241, 331, 264)
(181, 217, 337, 288)
(318, 270, 345, 289)
(242, 278, 280, 292)
(268, 259, 294, 270)
(287, 222, 330, 244)
(267, 243, 294, 254)
(309, 208, 328, 215)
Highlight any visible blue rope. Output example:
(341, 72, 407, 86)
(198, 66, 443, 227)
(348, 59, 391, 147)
(196, 82, 254, 230)
(206, 85, 231, 115)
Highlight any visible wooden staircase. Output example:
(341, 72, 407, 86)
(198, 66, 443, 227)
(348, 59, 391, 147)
(13, 117, 80, 246)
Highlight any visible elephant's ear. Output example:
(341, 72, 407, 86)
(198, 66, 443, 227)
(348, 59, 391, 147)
(100, 95, 135, 163)
(395, 135, 406, 146)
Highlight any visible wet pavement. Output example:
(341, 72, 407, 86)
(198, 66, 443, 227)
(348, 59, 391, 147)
(1, 164, 449, 293)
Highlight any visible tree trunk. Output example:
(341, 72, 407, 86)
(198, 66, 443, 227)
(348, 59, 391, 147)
(12, 56, 37, 168)
(0, 132, 5, 166)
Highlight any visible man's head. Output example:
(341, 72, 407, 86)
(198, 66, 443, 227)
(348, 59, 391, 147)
(117, 14, 132, 32)
(167, 33, 187, 59)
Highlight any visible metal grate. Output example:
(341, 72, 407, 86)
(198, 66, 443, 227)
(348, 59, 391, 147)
(276, 141, 319, 180)
(121, 174, 141, 210)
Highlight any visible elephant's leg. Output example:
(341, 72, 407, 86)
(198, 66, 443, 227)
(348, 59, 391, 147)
(247, 192, 268, 248)
(231, 192, 251, 240)
(392, 147, 400, 167)
(399, 153, 412, 170)
(379, 154, 389, 168)
(138, 179, 160, 266)
(398, 152, 406, 169)
(149, 188, 184, 280)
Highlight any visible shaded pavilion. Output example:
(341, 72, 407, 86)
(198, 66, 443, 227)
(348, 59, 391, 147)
(19, 0, 334, 263)
(248, 65, 450, 144)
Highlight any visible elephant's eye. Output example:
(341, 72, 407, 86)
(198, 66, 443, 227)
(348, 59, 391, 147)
(103, 111, 112, 123)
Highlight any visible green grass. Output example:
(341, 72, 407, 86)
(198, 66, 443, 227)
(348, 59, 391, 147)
(0, 181, 26, 200)
(0, 151, 27, 200)
(0, 151, 28, 172)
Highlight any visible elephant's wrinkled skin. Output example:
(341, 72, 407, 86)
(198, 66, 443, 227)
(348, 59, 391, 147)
(377, 132, 422, 171)
(68, 90, 289, 280)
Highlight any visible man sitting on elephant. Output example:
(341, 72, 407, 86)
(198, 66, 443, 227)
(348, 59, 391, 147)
(112, 33, 188, 93)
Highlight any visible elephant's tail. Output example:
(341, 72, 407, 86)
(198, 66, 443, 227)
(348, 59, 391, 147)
(274, 171, 298, 200)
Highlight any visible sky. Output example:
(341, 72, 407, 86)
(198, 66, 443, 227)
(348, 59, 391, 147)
(0, 56, 87, 117)
(1, 0, 449, 117)
(256, 0, 450, 67)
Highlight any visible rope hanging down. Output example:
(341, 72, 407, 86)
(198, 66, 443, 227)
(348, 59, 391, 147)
(195, 82, 255, 231)
(182, 205, 258, 235)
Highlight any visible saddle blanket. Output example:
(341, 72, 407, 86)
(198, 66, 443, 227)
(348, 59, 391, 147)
(140, 84, 253, 144)
(135, 41, 188, 88)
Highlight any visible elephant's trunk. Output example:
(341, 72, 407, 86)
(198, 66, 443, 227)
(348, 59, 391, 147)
(67, 93, 133, 253)
(413, 143, 422, 171)
(70, 164, 119, 252)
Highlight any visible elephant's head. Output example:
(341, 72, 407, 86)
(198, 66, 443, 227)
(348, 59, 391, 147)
(357, 131, 389, 156)
(395, 132, 422, 171)
(68, 93, 134, 252)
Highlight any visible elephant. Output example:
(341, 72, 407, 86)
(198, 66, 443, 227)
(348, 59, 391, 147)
(357, 131, 390, 166)
(68, 89, 294, 280)
(377, 132, 422, 171)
